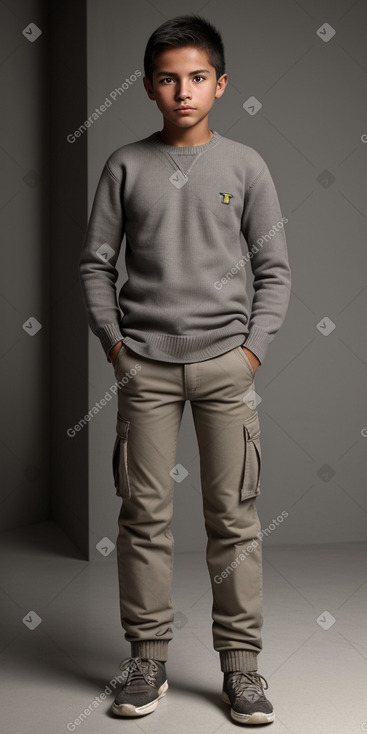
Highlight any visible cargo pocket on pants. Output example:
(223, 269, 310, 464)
(112, 414, 132, 499)
(240, 412, 261, 501)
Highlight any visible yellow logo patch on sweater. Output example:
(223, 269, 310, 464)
(220, 192, 233, 205)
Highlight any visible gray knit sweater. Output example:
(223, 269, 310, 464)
(79, 130, 291, 365)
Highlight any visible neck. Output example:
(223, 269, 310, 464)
(158, 121, 213, 147)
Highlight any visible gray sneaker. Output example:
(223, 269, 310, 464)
(222, 670, 275, 725)
(111, 657, 168, 717)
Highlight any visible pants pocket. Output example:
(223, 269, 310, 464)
(113, 342, 126, 375)
(241, 412, 261, 501)
(112, 414, 132, 498)
(235, 346, 255, 377)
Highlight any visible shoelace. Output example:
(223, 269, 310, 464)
(119, 657, 159, 688)
(229, 671, 268, 700)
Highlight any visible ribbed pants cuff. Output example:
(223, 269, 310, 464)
(130, 640, 169, 661)
(219, 649, 258, 672)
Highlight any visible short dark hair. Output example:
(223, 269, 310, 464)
(144, 14, 225, 83)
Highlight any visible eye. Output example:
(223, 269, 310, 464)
(159, 77, 174, 84)
(193, 75, 206, 82)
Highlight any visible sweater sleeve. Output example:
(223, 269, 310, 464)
(78, 160, 125, 362)
(240, 162, 291, 365)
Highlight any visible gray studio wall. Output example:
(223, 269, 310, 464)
(1, 0, 50, 531)
(49, 1, 89, 557)
(0, 0, 90, 558)
(84, 0, 367, 557)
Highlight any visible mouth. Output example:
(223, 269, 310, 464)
(174, 106, 196, 113)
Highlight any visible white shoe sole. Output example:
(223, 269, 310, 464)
(111, 680, 168, 717)
(222, 690, 275, 725)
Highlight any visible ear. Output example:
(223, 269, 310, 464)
(215, 73, 228, 99)
(143, 76, 156, 101)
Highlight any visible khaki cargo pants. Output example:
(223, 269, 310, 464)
(112, 343, 263, 673)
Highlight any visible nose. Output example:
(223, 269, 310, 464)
(175, 80, 191, 101)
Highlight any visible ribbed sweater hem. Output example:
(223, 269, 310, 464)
(122, 328, 248, 364)
(97, 320, 273, 364)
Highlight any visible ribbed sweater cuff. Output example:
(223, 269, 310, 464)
(96, 323, 124, 362)
(242, 326, 272, 365)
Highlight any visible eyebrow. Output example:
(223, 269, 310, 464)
(155, 69, 211, 77)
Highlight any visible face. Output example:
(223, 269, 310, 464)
(143, 46, 227, 132)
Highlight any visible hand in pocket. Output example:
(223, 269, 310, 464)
(111, 341, 123, 368)
(242, 347, 260, 374)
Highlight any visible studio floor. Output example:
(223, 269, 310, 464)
(0, 522, 366, 734)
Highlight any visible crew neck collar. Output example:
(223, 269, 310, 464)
(151, 130, 221, 155)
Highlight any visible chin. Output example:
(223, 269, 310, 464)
(170, 119, 197, 129)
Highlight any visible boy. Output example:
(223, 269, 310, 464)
(79, 14, 291, 726)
